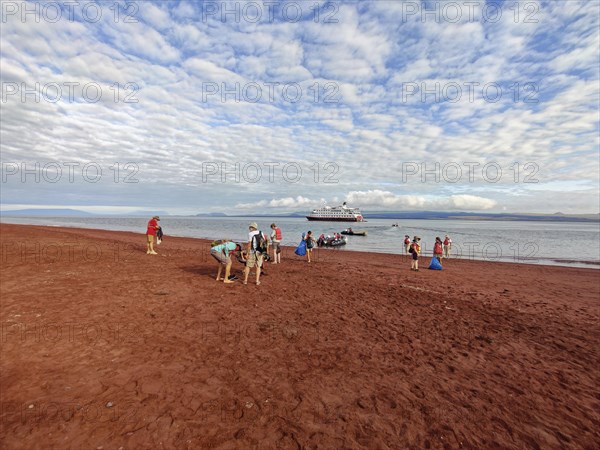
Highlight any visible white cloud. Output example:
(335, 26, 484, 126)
(0, 1, 598, 215)
(235, 191, 497, 212)
(235, 196, 321, 210)
(139, 3, 172, 31)
(346, 190, 497, 211)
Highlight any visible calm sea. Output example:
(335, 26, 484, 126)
(1, 215, 599, 268)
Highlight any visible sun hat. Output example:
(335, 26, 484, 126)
(249, 222, 258, 229)
(153, 216, 160, 220)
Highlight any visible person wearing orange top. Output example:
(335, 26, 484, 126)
(146, 216, 160, 255)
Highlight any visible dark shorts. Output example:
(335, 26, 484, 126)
(412, 253, 419, 261)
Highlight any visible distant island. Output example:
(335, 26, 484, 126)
(0, 209, 168, 217)
(358, 211, 600, 222)
(0, 208, 95, 216)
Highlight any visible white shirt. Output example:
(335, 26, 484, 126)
(248, 229, 260, 251)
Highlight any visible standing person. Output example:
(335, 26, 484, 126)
(433, 236, 444, 264)
(243, 222, 264, 286)
(443, 235, 452, 258)
(404, 235, 411, 254)
(210, 240, 237, 283)
(305, 231, 315, 263)
(270, 223, 282, 264)
(409, 236, 421, 271)
(146, 216, 160, 254)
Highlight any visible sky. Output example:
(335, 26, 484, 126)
(1, 0, 599, 215)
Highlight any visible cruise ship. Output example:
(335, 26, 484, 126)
(306, 202, 365, 222)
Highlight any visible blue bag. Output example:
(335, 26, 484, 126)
(294, 239, 307, 256)
(428, 257, 443, 270)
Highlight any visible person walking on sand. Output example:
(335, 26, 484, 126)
(409, 236, 421, 271)
(243, 222, 264, 285)
(404, 235, 411, 254)
(146, 216, 160, 254)
(443, 235, 452, 258)
(210, 240, 237, 283)
(270, 223, 282, 264)
(305, 231, 315, 263)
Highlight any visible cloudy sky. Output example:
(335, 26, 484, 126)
(1, 0, 598, 215)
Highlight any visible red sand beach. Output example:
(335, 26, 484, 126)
(1, 224, 599, 449)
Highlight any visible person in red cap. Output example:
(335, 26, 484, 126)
(146, 215, 160, 254)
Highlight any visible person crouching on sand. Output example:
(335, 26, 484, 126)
(210, 240, 237, 283)
(410, 236, 421, 271)
(146, 215, 160, 254)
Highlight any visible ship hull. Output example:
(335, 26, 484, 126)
(306, 216, 362, 222)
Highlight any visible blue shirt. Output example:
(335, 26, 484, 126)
(211, 241, 237, 257)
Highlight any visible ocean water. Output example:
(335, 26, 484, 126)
(1, 215, 599, 268)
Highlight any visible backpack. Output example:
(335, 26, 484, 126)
(306, 235, 314, 249)
(275, 227, 282, 241)
(408, 246, 414, 254)
(252, 231, 268, 253)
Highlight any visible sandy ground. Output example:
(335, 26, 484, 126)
(0, 224, 599, 449)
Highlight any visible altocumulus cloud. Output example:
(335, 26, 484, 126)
(0, 1, 598, 215)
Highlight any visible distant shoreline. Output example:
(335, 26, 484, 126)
(2, 211, 599, 223)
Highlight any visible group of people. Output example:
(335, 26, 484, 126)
(145, 216, 454, 279)
(322, 232, 342, 240)
(403, 234, 452, 271)
(145, 217, 317, 285)
(210, 222, 289, 286)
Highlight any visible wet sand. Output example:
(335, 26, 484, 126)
(1, 224, 598, 449)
